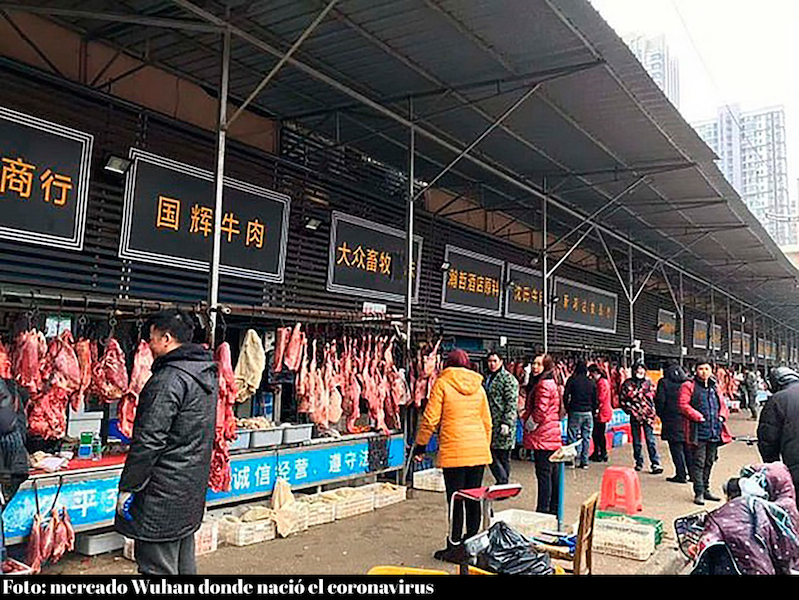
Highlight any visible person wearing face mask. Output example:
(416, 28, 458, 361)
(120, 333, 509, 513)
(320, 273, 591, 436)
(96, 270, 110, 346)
(484, 351, 519, 485)
(620, 361, 663, 475)
(679, 358, 733, 506)
(521, 354, 562, 515)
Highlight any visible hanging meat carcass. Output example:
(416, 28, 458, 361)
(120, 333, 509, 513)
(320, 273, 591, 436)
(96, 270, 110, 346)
(234, 329, 266, 403)
(0, 340, 12, 379)
(49, 508, 68, 564)
(272, 327, 290, 373)
(118, 340, 154, 440)
(14, 329, 47, 394)
(92, 338, 128, 403)
(209, 342, 238, 493)
(26, 513, 42, 574)
(283, 323, 304, 371)
(72, 338, 93, 411)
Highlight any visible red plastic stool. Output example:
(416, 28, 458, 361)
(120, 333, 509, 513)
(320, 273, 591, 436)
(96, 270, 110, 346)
(599, 466, 642, 514)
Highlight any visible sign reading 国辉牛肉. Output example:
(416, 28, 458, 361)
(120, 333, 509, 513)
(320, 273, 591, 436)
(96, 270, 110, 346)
(0, 105, 93, 251)
(120, 149, 290, 282)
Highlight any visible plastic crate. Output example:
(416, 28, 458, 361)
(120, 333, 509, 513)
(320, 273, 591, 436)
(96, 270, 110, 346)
(194, 519, 219, 556)
(229, 431, 251, 451)
(362, 483, 407, 509)
(412, 468, 446, 492)
(218, 515, 276, 547)
(597, 512, 664, 546)
(282, 424, 313, 445)
(250, 429, 282, 449)
(322, 487, 376, 520)
(593, 519, 656, 560)
(278, 501, 310, 536)
(491, 509, 558, 539)
(297, 494, 337, 526)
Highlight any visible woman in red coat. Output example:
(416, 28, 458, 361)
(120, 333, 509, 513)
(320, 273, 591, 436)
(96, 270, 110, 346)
(521, 354, 562, 515)
(588, 364, 613, 462)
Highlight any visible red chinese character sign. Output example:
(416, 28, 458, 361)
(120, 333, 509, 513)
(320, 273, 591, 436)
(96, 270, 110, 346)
(552, 278, 617, 334)
(441, 245, 504, 316)
(327, 212, 422, 304)
(120, 149, 290, 283)
(0, 106, 93, 250)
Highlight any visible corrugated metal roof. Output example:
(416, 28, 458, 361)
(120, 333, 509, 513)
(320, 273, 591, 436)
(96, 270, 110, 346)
(14, 0, 799, 328)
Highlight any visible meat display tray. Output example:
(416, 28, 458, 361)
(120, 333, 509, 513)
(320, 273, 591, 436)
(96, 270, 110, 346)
(281, 424, 313, 445)
(250, 429, 283, 449)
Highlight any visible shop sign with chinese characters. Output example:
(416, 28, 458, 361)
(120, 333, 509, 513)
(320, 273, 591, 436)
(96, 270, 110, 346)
(505, 264, 543, 322)
(0, 106, 93, 250)
(120, 149, 290, 282)
(657, 309, 677, 345)
(743, 333, 752, 357)
(693, 320, 708, 349)
(441, 245, 504, 316)
(712, 324, 723, 351)
(327, 212, 422, 303)
(552, 278, 617, 333)
(757, 338, 765, 359)
(732, 330, 742, 355)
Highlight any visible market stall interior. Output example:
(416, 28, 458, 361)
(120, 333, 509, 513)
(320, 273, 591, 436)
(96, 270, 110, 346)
(0, 0, 798, 574)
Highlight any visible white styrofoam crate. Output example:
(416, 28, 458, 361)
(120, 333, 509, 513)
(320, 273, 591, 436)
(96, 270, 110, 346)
(593, 519, 656, 561)
(123, 519, 218, 561)
(219, 516, 276, 547)
(412, 468, 446, 492)
(491, 510, 558, 539)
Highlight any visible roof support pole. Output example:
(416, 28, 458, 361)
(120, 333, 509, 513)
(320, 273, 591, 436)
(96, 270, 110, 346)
(628, 243, 635, 348)
(207, 24, 230, 348)
(227, 0, 339, 128)
(597, 230, 632, 303)
(546, 224, 595, 280)
(543, 178, 549, 355)
(679, 273, 685, 366)
(414, 83, 542, 201)
(660, 265, 682, 319)
(405, 98, 415, 356)
(753, 311, 759, 373)
(727, 296, 732, 364)
(711, 287, 716, 361)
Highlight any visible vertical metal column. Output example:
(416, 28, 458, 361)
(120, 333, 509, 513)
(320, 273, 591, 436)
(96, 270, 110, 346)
(726, 296, 732, 364)
(208, 25, 231, 347)
(679, 273, 685, 367)
(710, 287, 716, 361)
(753, 311, 758, 374)
(404, 99, 415, 355)
(628, 243, 635, 347)
(542, 181, 549, 355)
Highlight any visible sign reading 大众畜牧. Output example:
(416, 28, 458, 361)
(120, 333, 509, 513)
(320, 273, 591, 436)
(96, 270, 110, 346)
(441, 245, 504, 316)
(505, 264, 544, 322)
(552, 278, 617, 333)
(732, 330, 742, 355)
(693, 319, 708, 349)
(327, 212, 422, 304)
(657, 309, 677, 345)
(0, 106, 93, 251)
(712, 324, 723, 351)
(120, 149, 290, 282)
(743, 333, 752, 357)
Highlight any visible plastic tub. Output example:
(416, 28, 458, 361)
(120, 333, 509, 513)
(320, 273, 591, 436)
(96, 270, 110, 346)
(250, 429, 283, 449)
(281, 424, 313, 445)
(229, 431, 252, 451)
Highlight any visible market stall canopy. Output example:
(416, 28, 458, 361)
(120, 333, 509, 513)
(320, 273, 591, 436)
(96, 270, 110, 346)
(8, 0, 799, 328)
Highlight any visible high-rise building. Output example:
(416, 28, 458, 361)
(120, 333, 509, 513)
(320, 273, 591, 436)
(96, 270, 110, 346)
(693, 106, 794, 245)
(624, 34, 680, 108)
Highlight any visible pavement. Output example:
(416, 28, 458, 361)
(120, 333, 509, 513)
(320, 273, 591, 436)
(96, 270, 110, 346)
(45, 411, 763, 576)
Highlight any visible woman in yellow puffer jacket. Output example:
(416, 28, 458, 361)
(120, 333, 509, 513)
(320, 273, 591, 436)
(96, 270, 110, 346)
(415, 349, 492, 552)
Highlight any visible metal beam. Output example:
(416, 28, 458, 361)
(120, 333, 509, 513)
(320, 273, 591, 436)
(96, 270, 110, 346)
(0, 3, 222, 32)
(0, 9, 64, 77)
(597, 230, 631, 303)
(227, 0, 339, 129)
(661, 265, 682, 318)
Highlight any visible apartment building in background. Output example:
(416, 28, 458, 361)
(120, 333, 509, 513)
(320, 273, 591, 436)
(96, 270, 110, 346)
(624, 33, 680, 108)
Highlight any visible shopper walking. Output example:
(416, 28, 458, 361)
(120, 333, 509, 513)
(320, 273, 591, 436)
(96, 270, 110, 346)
(115, 309, 217, 575)
(620, 361, 663, 474)
(678, 358, 733, 506)
(743, 365, 760, 420)
(522, 354, 562, 515)
(588, 365, 612, 463)
(414, 349, 492, 556)
(563, 361, 597, 469)
(758, 367, 799, 493)
(0, 378, 29, 502)
(484, 351, 519, 485)
(655, 363, 691, 483)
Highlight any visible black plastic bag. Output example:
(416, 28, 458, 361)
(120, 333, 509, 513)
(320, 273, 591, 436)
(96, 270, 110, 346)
(476, 521, 554, 575)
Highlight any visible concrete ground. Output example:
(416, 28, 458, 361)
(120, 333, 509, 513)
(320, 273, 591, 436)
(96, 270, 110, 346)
(46, 411, 762, 576)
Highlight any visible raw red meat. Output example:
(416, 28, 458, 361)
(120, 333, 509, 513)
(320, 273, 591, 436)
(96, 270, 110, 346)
(50, 508, 67, 564)
(209, 342, 238, 493)
(272, 327, 290, 373)
(14, 330, 46, 394)
(62, 508, 75, 553)
(92, 338, 128, 403)
(118, 340, 154, 440)
(26, 513, 42, 574)
(72, 338, 93, 411)
(296, 336, 310, 412)
(39, 510, 55, 564)
(283, 323, 303, 371)
(0, 340, 11, 379)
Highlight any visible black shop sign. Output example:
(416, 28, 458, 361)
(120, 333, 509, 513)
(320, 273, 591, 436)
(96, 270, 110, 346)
(743, 333, 752, 357)
(327, 212, 422, 304)
(505, 264, 544, 322)
(120, 149, 290, 282)
(712, 324, 722, 351)
(657, 309, 677, 345)
(732, 330, 742, 355)
(0, 106, 93, 251)
(441, 245, 504, 316)
(693, 320, 708, 350)
(553, 278, 617, 333)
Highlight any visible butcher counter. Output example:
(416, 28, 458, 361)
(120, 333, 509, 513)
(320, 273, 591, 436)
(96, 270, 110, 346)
(2, 432, 404, 545)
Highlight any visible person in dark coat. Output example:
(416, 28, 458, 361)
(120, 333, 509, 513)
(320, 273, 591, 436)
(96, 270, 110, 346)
(115, 309, 217, 576)
(696, 462, 799, 575)
(0, 378, 29, 502)
(743, 365, 760, 420)
(484, 351, 519, 485)
(620, 361, 663, 474)
(563, 361, 597, 469)
(655, 363, 691, 483)
(758, 367, 799, 493)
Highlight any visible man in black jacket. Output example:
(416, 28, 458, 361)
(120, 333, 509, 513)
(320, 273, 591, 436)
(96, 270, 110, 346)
(564, 361, 597, 469)
(115, 310, 217, 575)
(654, 363, 691, 483)
(758, 367, 799, 493)
(0, 378, 29, 502)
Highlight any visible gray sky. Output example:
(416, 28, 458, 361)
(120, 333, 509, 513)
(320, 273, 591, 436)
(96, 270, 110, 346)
(589, 0, 799, 200)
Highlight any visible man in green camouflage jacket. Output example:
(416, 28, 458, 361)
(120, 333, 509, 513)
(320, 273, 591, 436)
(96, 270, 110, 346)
(485, 351, 520, 484)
